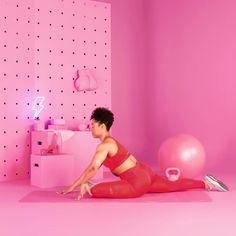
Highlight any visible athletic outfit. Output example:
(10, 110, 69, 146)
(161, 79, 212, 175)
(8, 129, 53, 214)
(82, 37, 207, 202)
(91, 136, 206, 198)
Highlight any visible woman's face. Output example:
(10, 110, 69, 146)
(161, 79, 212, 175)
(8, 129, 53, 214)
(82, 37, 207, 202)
(91, 119, 103, 138)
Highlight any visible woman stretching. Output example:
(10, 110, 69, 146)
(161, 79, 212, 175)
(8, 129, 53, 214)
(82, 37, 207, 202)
(58, 107, 229, 200)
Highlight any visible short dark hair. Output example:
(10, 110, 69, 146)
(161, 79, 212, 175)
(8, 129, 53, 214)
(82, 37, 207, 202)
(90, 107, 114, 131)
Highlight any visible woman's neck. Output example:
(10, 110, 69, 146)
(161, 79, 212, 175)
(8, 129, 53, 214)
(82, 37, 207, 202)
(100, 132, 111, 142)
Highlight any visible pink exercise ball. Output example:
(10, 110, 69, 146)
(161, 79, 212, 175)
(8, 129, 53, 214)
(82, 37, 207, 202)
(157, 134, 206, 178)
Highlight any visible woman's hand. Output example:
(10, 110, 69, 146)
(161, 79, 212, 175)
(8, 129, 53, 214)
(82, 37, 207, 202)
(76, 183, 92, 200)
(57, 185, 75, 195)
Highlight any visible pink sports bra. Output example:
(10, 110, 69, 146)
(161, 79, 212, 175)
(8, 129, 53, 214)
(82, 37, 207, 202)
(102, 136, 131, 171)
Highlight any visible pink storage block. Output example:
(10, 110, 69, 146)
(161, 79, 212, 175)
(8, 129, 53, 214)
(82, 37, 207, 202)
(51, 119, 65, 125)
(61, 131, 103, 179)
(48, 124, 68, 130)
(33, 121, 45, 131)
(31, 130, 104, 179)
(31, 131, 55, 155)
(31, 154, 75, 188)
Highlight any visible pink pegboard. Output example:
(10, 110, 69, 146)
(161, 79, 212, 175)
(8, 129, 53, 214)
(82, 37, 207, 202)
(0, 0, 111, 182)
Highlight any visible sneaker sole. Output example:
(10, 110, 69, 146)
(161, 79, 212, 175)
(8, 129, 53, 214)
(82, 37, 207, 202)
(206, 175, 229, 191)
(206, 175, 229, 190)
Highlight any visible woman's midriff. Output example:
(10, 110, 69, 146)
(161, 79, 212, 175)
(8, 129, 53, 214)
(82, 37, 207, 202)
(111, 154, 138, 176)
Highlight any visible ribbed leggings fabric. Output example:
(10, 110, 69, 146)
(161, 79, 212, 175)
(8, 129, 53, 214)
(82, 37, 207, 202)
(91, 162, 205, 198)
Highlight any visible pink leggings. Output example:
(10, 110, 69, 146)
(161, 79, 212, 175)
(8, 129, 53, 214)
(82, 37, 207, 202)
(91, 162, 205, 198)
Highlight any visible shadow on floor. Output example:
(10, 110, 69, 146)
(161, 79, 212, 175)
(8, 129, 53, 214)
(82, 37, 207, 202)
(19, 190, 212, 203)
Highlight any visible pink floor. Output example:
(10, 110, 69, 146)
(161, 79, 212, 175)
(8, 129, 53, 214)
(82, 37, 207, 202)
(0, 173, 235, 236)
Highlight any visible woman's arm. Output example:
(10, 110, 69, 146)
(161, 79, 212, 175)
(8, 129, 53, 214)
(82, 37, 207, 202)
(59, 142, 110, 194)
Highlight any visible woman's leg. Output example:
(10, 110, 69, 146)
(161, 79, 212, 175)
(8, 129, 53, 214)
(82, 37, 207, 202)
(91, 162, 154, 198)
(91, 180, 144, 198)
(148, 174, 206, 193)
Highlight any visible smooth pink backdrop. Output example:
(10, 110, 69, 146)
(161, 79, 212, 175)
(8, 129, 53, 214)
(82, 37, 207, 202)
(99, 0, 236, 174)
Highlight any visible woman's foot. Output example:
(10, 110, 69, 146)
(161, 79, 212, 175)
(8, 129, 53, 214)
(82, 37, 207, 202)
(204, 174, 229, 191)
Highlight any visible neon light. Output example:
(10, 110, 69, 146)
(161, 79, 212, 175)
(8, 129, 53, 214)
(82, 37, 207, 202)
(33, 96, 45, 119)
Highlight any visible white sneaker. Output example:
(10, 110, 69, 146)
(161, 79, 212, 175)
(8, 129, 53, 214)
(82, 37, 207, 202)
(204, 174, 229, 192)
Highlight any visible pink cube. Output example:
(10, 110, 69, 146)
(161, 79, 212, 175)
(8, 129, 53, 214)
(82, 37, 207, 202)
(30, 154, 75, 188)
(31, 131, 55, 155)
(31, 130, 104, 179)
(61, 131, 104, 179)
(33, 121, 45, 131)
(47, 124, 68, 130)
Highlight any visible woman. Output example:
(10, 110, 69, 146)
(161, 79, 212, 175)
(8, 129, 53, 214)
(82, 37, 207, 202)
(58, 107, 229, 200)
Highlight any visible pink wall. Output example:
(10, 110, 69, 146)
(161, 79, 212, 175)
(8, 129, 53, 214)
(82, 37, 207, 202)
(97, 0, 236, 174)
(146, 0, 236, 173)
(95, 0, 150, 163)
(2, 0, 235, 181)
(0, 0, 111, 181)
